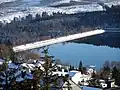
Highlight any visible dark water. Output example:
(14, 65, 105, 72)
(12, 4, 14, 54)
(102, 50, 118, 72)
(44, 42, 120, 69)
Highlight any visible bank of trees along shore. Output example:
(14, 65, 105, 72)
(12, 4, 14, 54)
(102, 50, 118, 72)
(0, 5, 120, 46)
(90, 60, 120, 86)
(76, 60, 120, 87)
(101, 61, 120, 86)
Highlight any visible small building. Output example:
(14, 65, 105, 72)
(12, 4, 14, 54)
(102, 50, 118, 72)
(52, 69, 69, 76)
(99, 79, 115, 89)
(69, 70, 91, 85)
(87, 65, 96, 76)
(99, 79, 107, 88)
(52, 64, 69, 76)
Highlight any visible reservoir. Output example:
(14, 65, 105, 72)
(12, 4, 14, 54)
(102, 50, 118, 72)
(41, 42, 120, 69)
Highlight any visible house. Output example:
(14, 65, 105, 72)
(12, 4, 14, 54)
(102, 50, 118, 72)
(52, 64, 69, 76)
(69, 70, 91, 85)
(99, 79, 115, 89)
(99, 79, 107, 88)
(52, 69, 69, 76)
(0, 59, 33, 84)
(87, 65, 96, 76)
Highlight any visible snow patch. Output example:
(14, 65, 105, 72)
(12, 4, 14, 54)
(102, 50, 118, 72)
(0, 4, 104, 23)
(0, 0, 17, 4)
(104, 1, 120, 7)
(52, 0, 82, 5)
(21, 0, 42, 6)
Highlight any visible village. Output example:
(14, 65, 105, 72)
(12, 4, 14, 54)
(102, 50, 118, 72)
(0, 44, 120, 90)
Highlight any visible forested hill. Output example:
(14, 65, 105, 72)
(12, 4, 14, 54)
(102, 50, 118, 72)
(74, 32, 120, 48)
(0, 5, 120, 46)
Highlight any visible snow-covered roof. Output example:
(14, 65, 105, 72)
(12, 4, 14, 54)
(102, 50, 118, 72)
(16, 77, 24, 82)
(69, 70, 79, 77)
(0, 58, 4, 65)
(21, 63, 36, 70)
(89, 65, 96, 68)
(8, 63, 19, 69)
(25, 73, 33, 80)
(0, 0, 17, 4)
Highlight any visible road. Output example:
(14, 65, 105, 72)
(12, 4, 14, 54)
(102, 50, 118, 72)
(63, 80, 82, 90)
(13, 29, 105, 52)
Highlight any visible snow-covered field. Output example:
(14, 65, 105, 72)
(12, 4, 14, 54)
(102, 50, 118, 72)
(0, 0, 17, 4)
(51, 0, 82, 5)
(0, 0, 120, 23)
(0, 3, 104, 23)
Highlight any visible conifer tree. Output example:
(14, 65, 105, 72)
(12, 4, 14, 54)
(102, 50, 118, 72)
(78, 61, 83, 73)
(41, 47, 58, 90)
(112, 67, 120, 85)
(0, 44, 21, 90)
(31, 47, 60, 90)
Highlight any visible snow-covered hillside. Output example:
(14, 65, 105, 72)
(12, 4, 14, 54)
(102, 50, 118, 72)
(0, 3, 104, 23)
(104, 0, 120, 7)
(51, 0, 82, 5)
(0, 0, 120, 23)
(0, 0, 17, 4)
